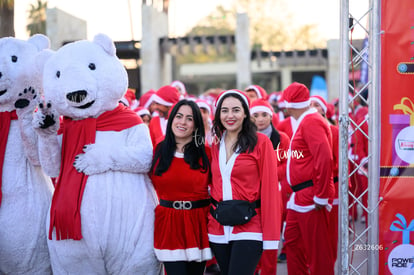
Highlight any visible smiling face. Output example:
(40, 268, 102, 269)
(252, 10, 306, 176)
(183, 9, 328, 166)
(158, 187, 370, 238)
(252, 111, 272, 131)
(220, 96, 246, 135)
(171, 105, 195, 145)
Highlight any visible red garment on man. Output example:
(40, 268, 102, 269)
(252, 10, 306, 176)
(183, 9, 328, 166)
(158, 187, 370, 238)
(285, 108, 335, 275)
(149, 115, 167, 147)
(276, 116, 297, 139)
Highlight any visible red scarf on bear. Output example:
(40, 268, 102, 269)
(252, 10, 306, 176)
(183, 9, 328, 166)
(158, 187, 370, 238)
(49, 104, 143, 240)
(0, 110, 18, 206)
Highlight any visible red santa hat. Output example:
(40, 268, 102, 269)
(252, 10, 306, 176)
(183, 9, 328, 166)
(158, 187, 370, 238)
(171, 80, 188, 98)
(250, 99, 274, 116)
(152, 85, 181, 107)
(215, 89, 250, 108)
(244, 84, 267, 99)
(310, 95, 328, 114)
(138, 89, 156, 108)
(326, 103, 335, 119)
(134, 106, 151, 117)
(195, 99, 213, 115)
(283, 82, 310, 109)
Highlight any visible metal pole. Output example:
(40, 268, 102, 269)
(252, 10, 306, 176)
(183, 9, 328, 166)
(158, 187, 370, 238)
(368, 0, 381, 274)
(338, 0, 350, 274)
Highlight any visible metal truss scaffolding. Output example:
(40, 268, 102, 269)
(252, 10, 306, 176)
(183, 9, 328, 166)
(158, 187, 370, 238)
(339, 0, 381, 274)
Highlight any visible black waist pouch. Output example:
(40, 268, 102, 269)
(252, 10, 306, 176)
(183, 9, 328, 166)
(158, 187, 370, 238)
(210, 199, 259, 226)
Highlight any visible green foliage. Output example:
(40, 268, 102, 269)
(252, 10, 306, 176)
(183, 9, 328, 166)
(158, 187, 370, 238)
(180, 0, 326, 64)
(0, 0, 13, 9)
(26, 0, 47, 35)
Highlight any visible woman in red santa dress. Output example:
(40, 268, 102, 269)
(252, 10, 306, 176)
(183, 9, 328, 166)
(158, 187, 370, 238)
(250, 98, 290, 274)
(208, 90, 281, 275)
(150, 99, 212, 275)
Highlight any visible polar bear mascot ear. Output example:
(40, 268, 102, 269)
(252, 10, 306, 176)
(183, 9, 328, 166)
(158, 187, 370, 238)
(93, 33, 117, 57)
(35, 49, 54, 76)
(27, 34, 50, 52)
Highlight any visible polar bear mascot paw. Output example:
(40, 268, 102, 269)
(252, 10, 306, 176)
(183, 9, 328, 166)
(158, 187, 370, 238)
(0, 35, 54, 274)
(35, 33, 161, 274)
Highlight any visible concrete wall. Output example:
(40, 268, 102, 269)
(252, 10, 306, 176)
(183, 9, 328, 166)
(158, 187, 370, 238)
(140, 5, 169, 93)
(327, 39, 341, 101)
(46, 8, 87, 50)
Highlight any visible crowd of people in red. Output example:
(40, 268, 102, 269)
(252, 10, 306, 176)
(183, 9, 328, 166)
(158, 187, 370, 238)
(121, 80, 368, 275)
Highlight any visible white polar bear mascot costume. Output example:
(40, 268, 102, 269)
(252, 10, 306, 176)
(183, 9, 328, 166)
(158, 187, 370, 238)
(0, 35, 54, 274)
(33, 33, 161, 274)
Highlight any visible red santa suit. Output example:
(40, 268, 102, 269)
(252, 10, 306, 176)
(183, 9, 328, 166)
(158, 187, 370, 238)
(276, 116, 297, 139)
(150, 150, 212, 262)
(149, 115, 167, 147)
(284, 107, 335, 275)
(328, 123, 339, 261)
(208, 132, 281, 250)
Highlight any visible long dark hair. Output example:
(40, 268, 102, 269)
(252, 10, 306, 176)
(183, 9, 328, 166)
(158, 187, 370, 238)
(213, 93, 257, 153)
(151, 100, 210, 176)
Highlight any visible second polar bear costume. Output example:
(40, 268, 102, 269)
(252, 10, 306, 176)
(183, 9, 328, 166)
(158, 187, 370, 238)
(34, 33, 161, 274)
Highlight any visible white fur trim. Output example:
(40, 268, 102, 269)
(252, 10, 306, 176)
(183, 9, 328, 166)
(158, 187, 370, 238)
(154, 247, 212, 262)
(136, 108, 150, 117)
(284, 99, 310, 109)
(263, 240, 279, 250)
(144, 94, 155, 109)
(152, 94, 173, 106)
(216, 90, 249, 108)
(250, 106, 273, 116)
(245, 85, 263, 99)
(196, 102, 211, 114)
(313, 196, 329, 205)
(310, 97, 327, 113)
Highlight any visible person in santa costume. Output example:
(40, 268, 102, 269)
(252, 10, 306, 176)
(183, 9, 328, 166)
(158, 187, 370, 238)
(310, 95, 340, 262)
(171, 80, 189, 99)
(138, 89, 156, 114)
(283, 82, 335, 275)
(208, 90, 281, 275)
(148, 85, 181, 147)
(250, 98, 290, 275)
(245, 84, 279, 127)
(134, 106, 152, 126)
(150, 99, 212, 275)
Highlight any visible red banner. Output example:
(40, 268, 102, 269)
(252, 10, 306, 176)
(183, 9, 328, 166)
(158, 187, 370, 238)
(380, 1, 414, 274)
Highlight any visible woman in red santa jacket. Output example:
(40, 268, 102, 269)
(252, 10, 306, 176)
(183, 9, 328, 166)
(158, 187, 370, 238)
(150, 100, 212, 275)
(208, 90, 281, 275)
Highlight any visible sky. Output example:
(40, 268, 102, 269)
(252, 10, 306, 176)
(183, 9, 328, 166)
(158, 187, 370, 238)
(14, 0, 369, 42)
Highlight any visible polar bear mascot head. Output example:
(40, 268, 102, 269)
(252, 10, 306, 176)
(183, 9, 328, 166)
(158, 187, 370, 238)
(41, 33, 128, 119)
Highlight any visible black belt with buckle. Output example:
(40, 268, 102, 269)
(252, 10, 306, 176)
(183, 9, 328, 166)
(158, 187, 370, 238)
(291, 180, 314, 192)
(159, 199, 210, 210)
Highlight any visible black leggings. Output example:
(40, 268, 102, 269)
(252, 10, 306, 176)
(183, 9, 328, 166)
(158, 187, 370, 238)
(163, 261, 206, 275)
(210, 240, 263, 275)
